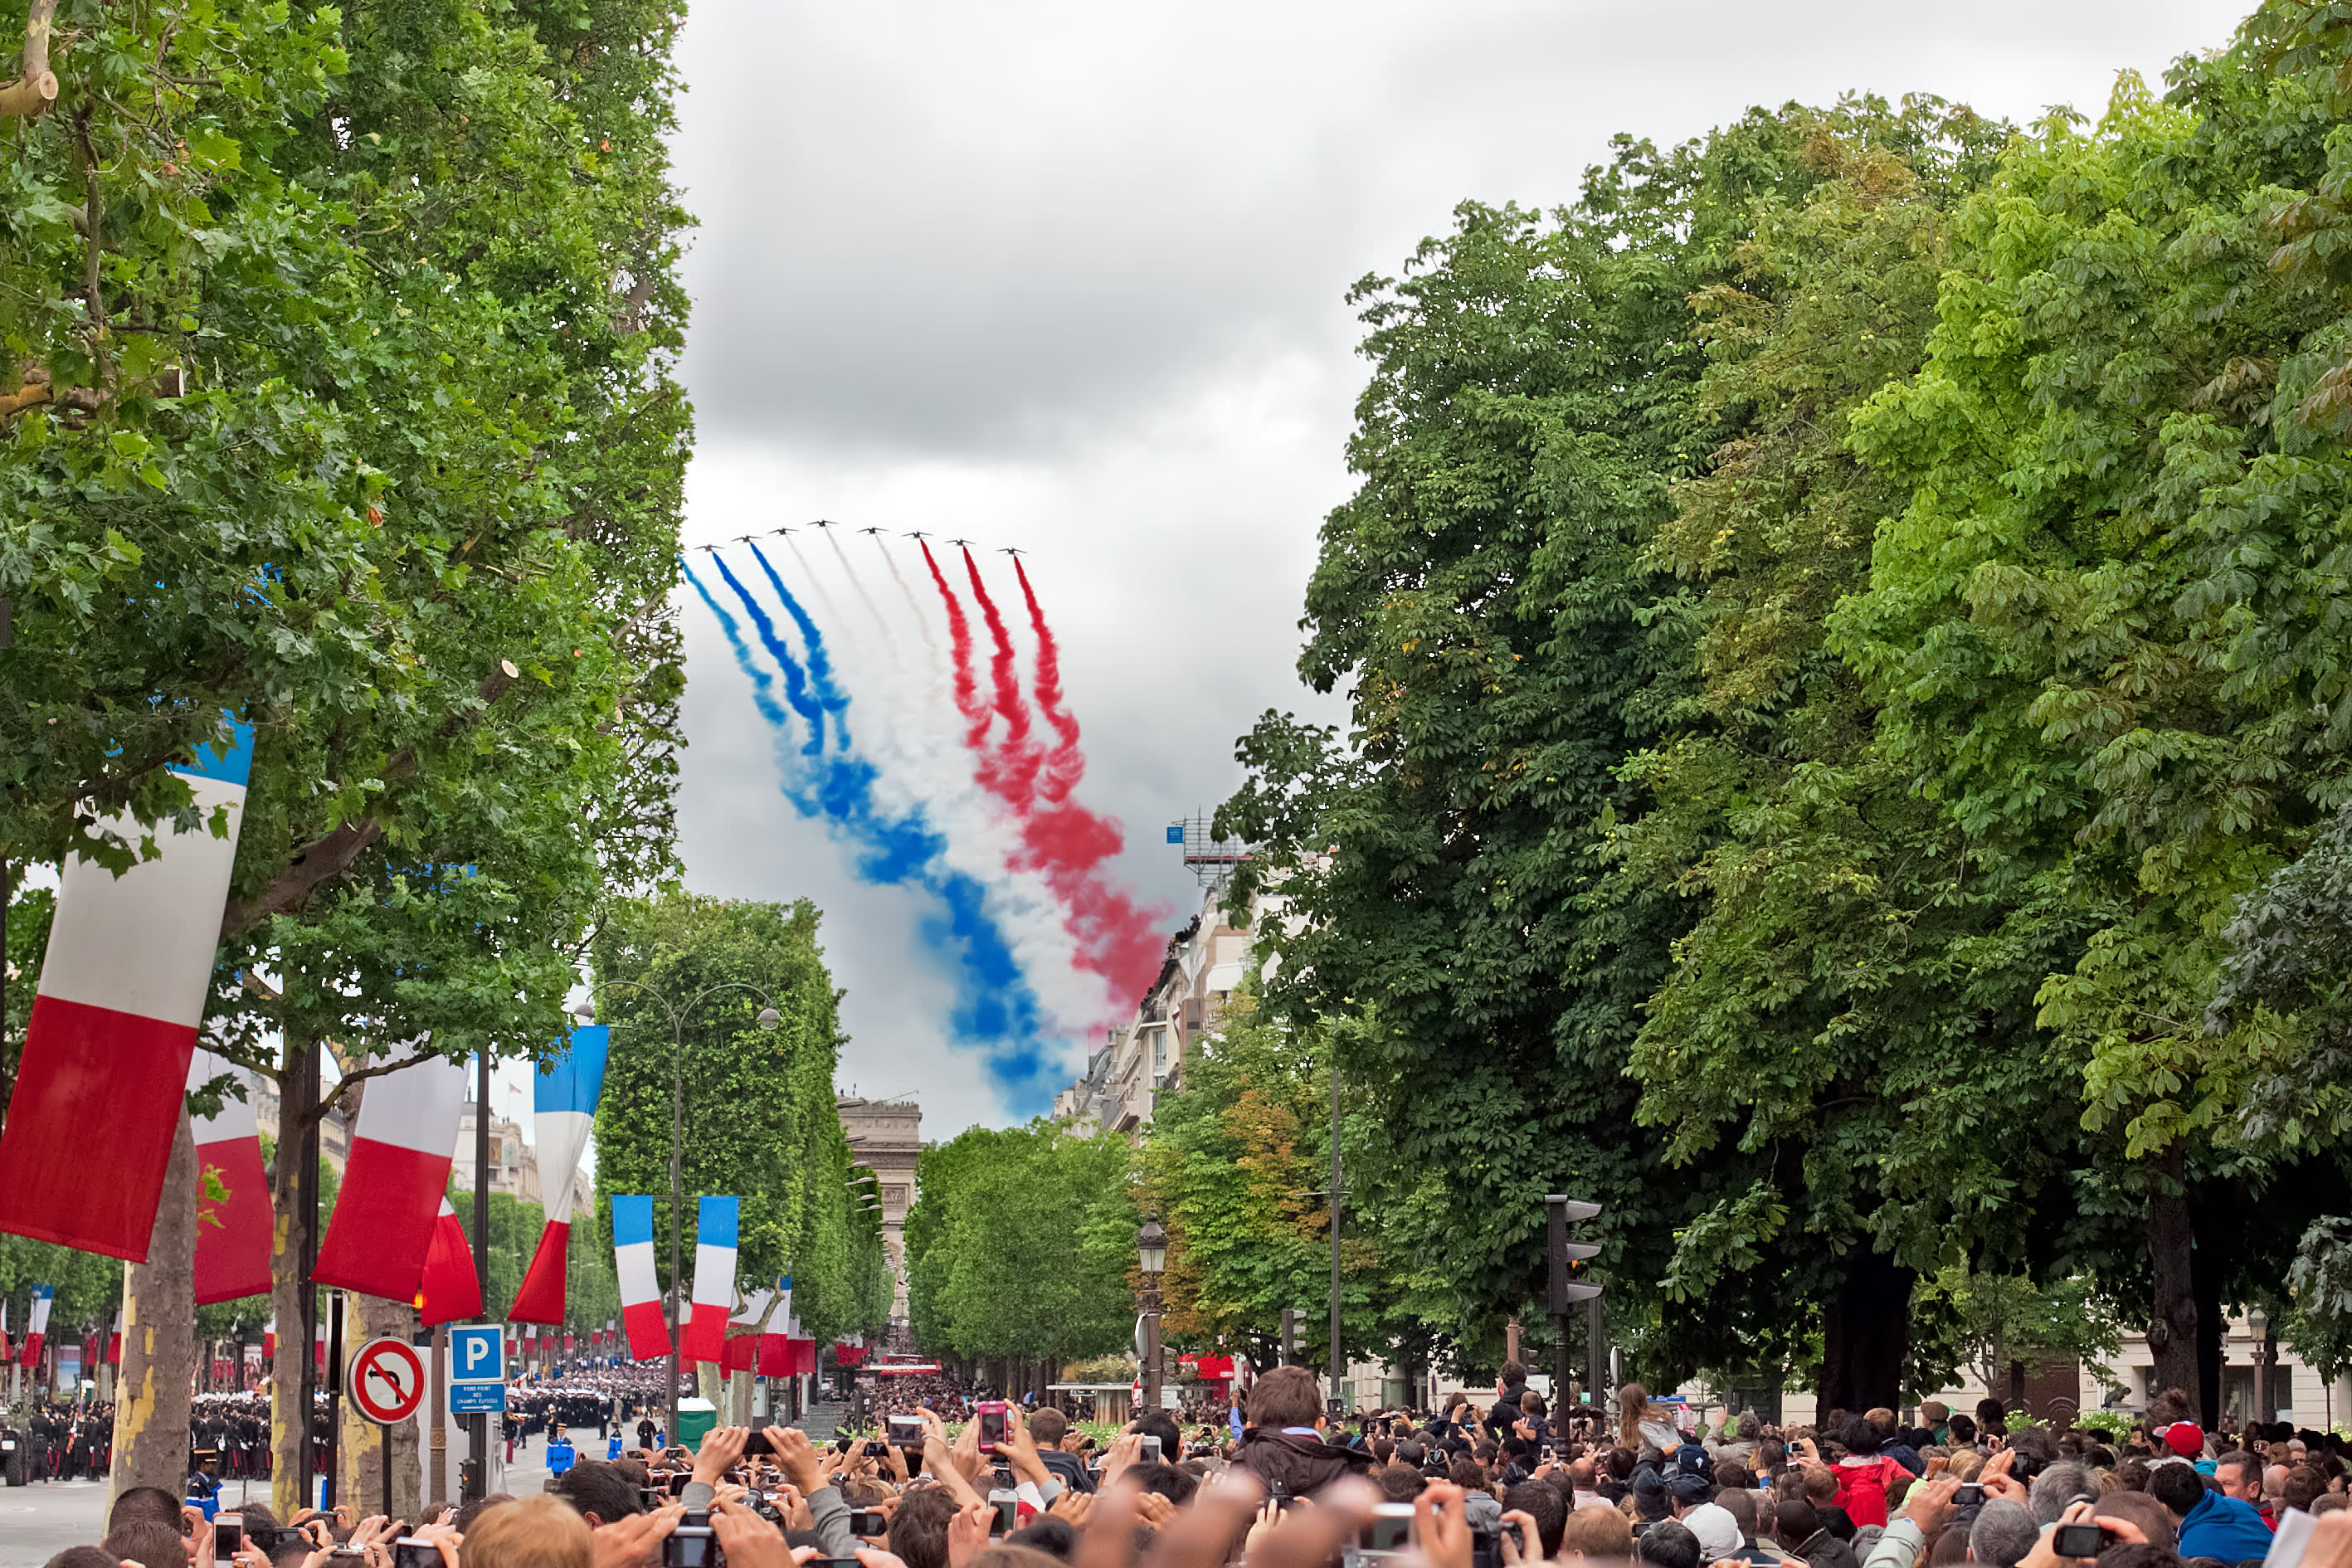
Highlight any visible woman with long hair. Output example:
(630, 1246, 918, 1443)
(1617, 1381, 1679, 1456)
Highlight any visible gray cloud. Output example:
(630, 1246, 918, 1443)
(670, 0, 2260, 1135)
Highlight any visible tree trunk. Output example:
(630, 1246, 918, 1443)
(338, 1294, 421, 1520)
(270, 1056, 317, 1519)
(2145, 1147, 2199, 1409)
(1818, 1248, 1913, 1413)
(111, 1113, 198, 1499)
(2190, 1178, 2237, 1431)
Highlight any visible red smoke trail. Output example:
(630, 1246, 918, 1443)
(1015, 560, 1085, 802)
(920, 542, 991, 747)
(963, 549, 1168, 1007)
(961, 549, 1045, 808)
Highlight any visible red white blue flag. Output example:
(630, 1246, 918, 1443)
(0, 719, 253, 1259)
(313, 1057, 465, 1300)
(509, 1025, 608, 1324)
(189, 1048, 272, 1304)
(684, 1195, 738, 1365)
(613, 1195, 671, 1361)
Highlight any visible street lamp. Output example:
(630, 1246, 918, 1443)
(1137, 1215, 1168, 1415)
(574, 982, 782, 1440)
(2248, 1304, 2274, 1424)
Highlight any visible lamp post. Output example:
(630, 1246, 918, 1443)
(577, 981, 782, 1442)
(1137, 1215, 1167, 1417)
(2248, 1305, 2274, 1424)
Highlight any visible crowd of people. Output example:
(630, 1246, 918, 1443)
(40, 1360, 2352, 1568)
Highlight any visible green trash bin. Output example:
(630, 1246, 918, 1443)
(674, 1397, 718, 1450)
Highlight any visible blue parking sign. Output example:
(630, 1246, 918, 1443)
(450, 1325, 503, 1385)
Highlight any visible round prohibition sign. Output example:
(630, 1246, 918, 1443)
(348, 1336, 427, 1424)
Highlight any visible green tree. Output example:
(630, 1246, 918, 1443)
(1217, 101, 2021, 1402)
(592, 894, 857, 1326)
(1833, 10, 2352, 1407)
(0, 0, 692, 1507)
(1146, 993, 1425, 1373)
(906, 1122, 1137, 1368)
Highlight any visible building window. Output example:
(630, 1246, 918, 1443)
(1152, 1030, 1168, 1072)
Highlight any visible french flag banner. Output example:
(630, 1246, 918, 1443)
(314, 1318, 325, 1371)
(508, 1025, 608, 1324)
(0, 1300, 12, 1364)
(312, 1056, 465, 1299)
(20, 1284, 51, 1366)
(107, 1305, 121, 1365)
(684, 1195, 738, 1365)
(261, 1317, 274, 1362)
(612, 1195, 671, 1361)
(0, 719, 253, 1260)
(189, 1049, 273, 1304)
(420, 1198, 482, 1326)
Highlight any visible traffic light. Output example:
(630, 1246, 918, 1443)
(1548, 1197, 1603, 1310)
(1547, 1195, 1605, 1417)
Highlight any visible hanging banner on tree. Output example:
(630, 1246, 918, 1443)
(509, 1024, 608, 1324)
(189, 1048, 272, 1304)
(0, 718, 254, 1260)
(313, 1057, 466, 1300)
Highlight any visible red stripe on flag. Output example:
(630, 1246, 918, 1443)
(194, 1134, 274, 1304)
(421, 1209, 482, 1327)
(684, 1301, 730, 1365)
(508, 1219, 570, 1325)
(621, 1300, 671, 1361)
(723, 1333, 756, 1373)
(758, 1333, 788, 1377)
(0, 995, 197, 1260)
(313, 1137, 450, 1299)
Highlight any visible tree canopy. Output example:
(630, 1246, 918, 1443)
(1215, 0, 2352, 1415)
(592, 893, 888, 1340)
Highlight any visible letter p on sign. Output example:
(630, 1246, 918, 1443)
(450, 1324, 502, 1384)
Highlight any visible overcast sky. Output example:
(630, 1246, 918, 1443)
(663, 0, 2260, 1141)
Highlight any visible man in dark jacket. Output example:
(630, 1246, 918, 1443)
(1029, 1408, 1094, 1495)
(1485, 1362, 1531, 1439)
(1232, 1366, 1374, 1497)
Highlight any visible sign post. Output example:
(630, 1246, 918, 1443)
(348, 1336, 427, 1516)
(447, 1322, 506, 1503)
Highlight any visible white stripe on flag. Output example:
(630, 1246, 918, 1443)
(36, 772, 247, 1025)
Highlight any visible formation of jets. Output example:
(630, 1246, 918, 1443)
(695, 524, 1027, 553)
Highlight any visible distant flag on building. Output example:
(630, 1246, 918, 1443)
(509, 1025, 608, 1324)
(0, 718, 253, 1260)
(107, 1305, 121, 1365)
(420, 1198, 482, 1326)
(613, 1195, 671, 1361)
(20, 1285, 52, 1366)
(684, 1196, 739, 1365)
(189, 1049, 273, 1304)
(313, 1057, 466, 1300)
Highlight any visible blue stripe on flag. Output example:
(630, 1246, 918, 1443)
(173, 715, 256, 787)
(538, 1025, 610, 1117)
(613, 1195, 655, 1249)
(698, 1195, 738, 1249)
(31, 1284, 51, 1302)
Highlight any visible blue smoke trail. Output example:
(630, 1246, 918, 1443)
(747, 542, 852, 749)
(683, 555, 1059, 1113)
(710, 552, 826, 756)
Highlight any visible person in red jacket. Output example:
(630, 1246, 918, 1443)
(1829, 1416, 1906, 1528)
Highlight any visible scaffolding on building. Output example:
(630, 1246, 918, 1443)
(1166, 812, 1250, 889)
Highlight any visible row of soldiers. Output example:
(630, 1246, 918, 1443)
(6, 1400, 114, 1481)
